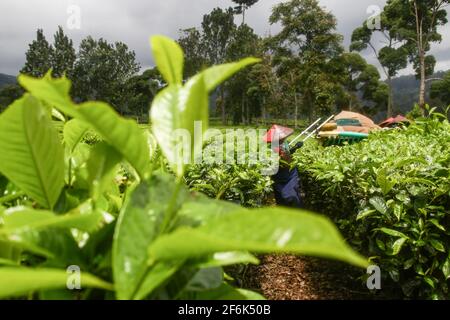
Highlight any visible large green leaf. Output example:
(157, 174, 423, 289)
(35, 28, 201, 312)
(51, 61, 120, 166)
(112, 173, 189, 300)
(192, 252, 259, 268)
(0, 267, 113, 298)
(376, 168, 396, 195)
(133, 261, 183, 300)
(63, 119, 90, 152)
(0, 94, 65, 208)
(86, 142, 122, 200)
(18, 72, 77, 117)
(177, 194, 243, 226)
(150, 75, 208, 176)
(0, 205, 102, 235)
(149, 208, 368, 268)
(150, 35, 184, 85)
(75, 101, 151, 179)
(192, 58, 261, 93)
(14, 229, 86, 267)
(168, 267, 223, 299)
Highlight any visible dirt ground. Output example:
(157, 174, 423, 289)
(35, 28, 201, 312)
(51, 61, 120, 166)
(234, 254, 399, 300)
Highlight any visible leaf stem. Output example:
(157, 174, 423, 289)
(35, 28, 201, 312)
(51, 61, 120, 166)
(159, 175, 184, 234)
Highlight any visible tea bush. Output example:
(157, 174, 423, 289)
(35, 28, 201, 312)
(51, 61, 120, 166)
(293, 110, 450, 299)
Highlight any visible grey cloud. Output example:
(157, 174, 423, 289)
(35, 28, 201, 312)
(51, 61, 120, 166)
(0, 0, 449, 76)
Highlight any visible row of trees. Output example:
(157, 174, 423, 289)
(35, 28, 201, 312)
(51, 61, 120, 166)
(351, 0, 449, 117)
(178, 0, 389, 125)
(1, 26, 157, 117)
(1, 0, 448, 122)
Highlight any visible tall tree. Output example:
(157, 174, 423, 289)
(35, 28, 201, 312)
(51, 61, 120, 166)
(337, 52, 389, 114)
(50, 26, 76, 78)
(270, 0, 344, 120)
(177, 28, 206, 79)
(225, 24, 261, 124)
(383, 0, 449, 113)
(247, 54, 283, 125)
(202, 7, 237, 124)
(72, 37, 140, 113)
(123, 67, 163, 120)
(350, 13, 408, 117)
(232, 0, 259, 25)
(21, 29, 53, 77)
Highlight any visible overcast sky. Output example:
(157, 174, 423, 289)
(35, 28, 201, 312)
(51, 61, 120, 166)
(1, 0, 449, 76)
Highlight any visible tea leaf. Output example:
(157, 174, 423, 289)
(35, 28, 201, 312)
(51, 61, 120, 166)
(0, 267, 113, 298)
(18, 72, 77, 117)
(112, 173, 189, 299)
(150, 75, 208, 176)
(76, 101, 151, 179)
(150, 35, 184, 85)
(192, 58, 261, 93)
(149, 208, 368, 268)
(0, 95, 64, 208)
(63, 119, 90, 152)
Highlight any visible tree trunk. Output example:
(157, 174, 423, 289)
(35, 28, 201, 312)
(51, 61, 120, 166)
(262, 96, 267, 126)
(241, 96, 245, 124)
(414, 1, 426, 116)
(294, 93, 299, 128)
(246, 99, 250, 125)
(219, 87, 226, 125)
(418, 49, 426, 114)
(387, 76, 394, 117)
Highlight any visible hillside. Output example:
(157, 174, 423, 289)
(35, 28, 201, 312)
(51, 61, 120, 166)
(391, 70, 448, 115)
(0, 73, 16, 88)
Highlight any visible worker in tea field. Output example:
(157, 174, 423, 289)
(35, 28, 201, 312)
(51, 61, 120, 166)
(264, 125, 304, 208)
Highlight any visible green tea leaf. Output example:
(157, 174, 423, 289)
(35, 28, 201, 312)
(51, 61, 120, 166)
(18, 72, 77, 117)
(369, 196, 388, 215)
(112, 173, 189, 300)
(86, 142, 122, 200)
(150, 75, 208, 176)
(0, 267, 113, 298)
(429, 239, 445, 253)
(76, 101, 151, 179)
(391, 238, 407, 255)
(442, 257, 450, 280)
(133, 261, 183, 300)
(150, 35, 184, 85)
(0, 95, 64, 208)
(177, 194, 243, 226)
(149, 208, 368, 268)
(63, 119, 90, 152)
(193, 252, 259, 268)
(377, 228, 408, 239)
(183, 267, 223, 292)
(0, 205, 102, 234)
(376, 168, 396, 195)
(193, 58, 261, 93)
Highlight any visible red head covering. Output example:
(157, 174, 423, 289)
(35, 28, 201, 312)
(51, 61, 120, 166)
(263, 125, 294, 143)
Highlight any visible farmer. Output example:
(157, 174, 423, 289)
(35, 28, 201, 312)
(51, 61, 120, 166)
(263, 125, 304, 208)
